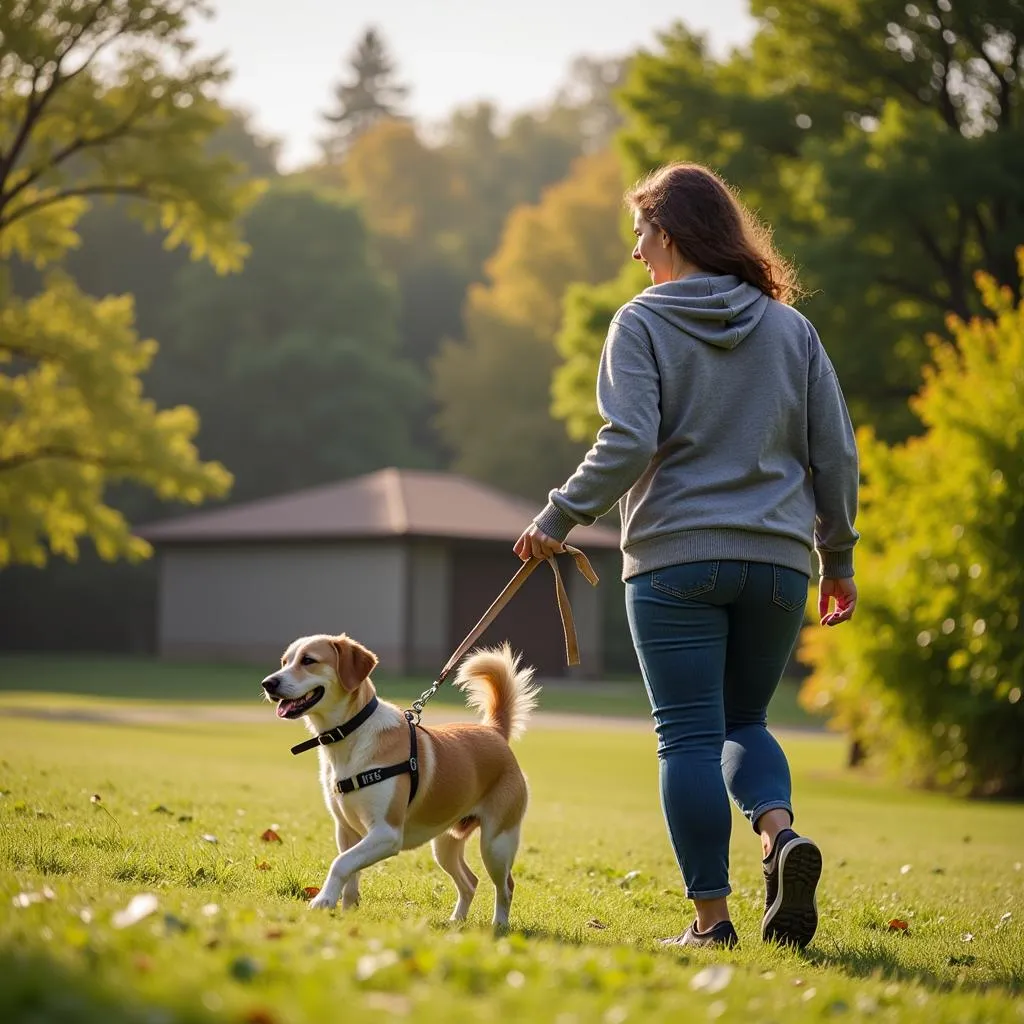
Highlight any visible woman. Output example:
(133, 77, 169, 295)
(515, 162, 859, 949)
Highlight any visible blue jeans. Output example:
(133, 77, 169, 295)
(625, 560, 808, 899)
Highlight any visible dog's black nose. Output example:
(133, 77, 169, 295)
(262, 676, 281, 695)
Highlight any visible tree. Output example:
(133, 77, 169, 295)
(320, 27, 408, 162)
(555, 3, 1024, 441)
(799, 252, 1024, 797)
(155, 184, 432, 502)
(433, 150, 628, 499)
(0, 0, 263, 567)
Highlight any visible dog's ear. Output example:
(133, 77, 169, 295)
(332, 635, 378, 691)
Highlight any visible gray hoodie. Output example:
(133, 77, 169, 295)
(534, 272, 859, 580)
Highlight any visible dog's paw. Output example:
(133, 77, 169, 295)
(308, 892, 338, 911)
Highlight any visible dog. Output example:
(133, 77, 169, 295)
(261, 633, 538, 928)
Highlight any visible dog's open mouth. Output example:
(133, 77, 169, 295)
(274, 686, 325, 719)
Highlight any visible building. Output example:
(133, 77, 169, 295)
(138, 468, 621, 678)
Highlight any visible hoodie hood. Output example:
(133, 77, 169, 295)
(632, 272, 769, 350)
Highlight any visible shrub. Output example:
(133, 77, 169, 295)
(799, 253, 1024, 797)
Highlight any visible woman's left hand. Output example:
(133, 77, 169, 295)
(514, 524, 565, 562)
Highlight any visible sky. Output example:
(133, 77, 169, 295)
(191, 0, 756, 170)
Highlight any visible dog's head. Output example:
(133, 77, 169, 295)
(262, 633, 378, 722)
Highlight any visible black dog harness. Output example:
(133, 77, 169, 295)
(289, 696, 419, 804)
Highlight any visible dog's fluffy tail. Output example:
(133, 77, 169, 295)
(453, 643, 539, 742)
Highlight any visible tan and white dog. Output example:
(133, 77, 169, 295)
(261, 633, 538, 927)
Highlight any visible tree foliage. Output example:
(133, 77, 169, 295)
(553, 1, 1024, 441)
(433, 150, 627, 498)
(799, 252, 1024, 797)
(0, 0, 263, 566)
(155, 183, 431, 502)
(320, 27, 408, 162)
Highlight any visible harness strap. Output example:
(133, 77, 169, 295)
(336, 715, 419, 804)
(290, 695, 380, 755)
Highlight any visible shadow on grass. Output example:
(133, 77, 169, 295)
(0, 948, 215, 1024)
(803, 936, 1023, 996)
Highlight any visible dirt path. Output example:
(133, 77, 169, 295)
(0, 702, 652, 733)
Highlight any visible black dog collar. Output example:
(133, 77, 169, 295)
(290, 696, 380, 755)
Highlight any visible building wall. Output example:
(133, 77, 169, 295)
(567, 552, 605, 678)
(157, 542, 405, 666)
(406, 542, 451, 674)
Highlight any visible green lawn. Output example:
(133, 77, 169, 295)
(1, 683, 1022, 1022)
(0, 654, 820, 728)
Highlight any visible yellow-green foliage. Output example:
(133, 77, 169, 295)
(800, 253, 1024, 797)
(0, 0, 263, 566)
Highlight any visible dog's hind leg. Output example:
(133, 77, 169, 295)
(480, 822, 521, 930)
(432, 830, 479, 922)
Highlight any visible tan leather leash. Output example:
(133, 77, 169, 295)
(405, 545, 600, 723)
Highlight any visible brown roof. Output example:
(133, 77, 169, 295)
(137, 468, 621, 548)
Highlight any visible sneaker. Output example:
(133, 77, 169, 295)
(762, 828, 822, 947)
(660, 919, 739, 949)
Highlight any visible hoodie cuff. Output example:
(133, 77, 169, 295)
(534, 502, 579, 543)
(818, 548, 855, 579)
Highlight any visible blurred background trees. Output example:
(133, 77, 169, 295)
(2, 0, 1022, 795)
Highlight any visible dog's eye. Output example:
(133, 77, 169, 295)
(300, 655, 317, 666)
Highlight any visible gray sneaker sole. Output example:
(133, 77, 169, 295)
(762, 837, 822, 948)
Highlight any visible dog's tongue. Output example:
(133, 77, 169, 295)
(276, 699, 298, 719)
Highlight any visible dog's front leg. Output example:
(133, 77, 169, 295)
(309, 824, 402, 910)
(333, 813, 363, 909)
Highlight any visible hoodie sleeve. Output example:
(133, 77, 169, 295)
(807, 327, 860, 577)
(534, 314, 660, 541)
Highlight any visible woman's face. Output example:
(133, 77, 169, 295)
(632, 210, 673, 285)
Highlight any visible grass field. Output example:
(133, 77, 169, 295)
(0, 653, 819, 728)
(1, 660, 1022, 1023)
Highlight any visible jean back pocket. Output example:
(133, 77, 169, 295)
(650, 561, 720, 601)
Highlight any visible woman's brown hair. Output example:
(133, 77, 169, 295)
(625, 163, 804, 305)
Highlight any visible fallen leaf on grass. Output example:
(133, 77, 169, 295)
(961, 932, 974, 942)
(200, 834, 218, 844)
(948, 954, 976, 966)
(900, 864, 912, 875)
(618, 870, 641, 888)
(112, 893, 159, 929)
(260, 829, 282, 843)
(303, 887, 321, 899)
(12, 891, 46, 908)
(356, 950, 399, 981)
(230, 956, 261, 982)
(886, 919, 909, 933)
(364, 993, 412, 1016)
(996, 912, 1012, 930)
(264, 927, 285, 940)
(255, 861, 272, 871)
(690, 965, 733, 993)
(242, 1011, 277, 1024)
(586, 918, 608, 930)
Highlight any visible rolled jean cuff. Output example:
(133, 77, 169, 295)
(685, 883, 732, 900)
(748, 800, 793, 834)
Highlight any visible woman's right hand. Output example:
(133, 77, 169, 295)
(818, 576, 857, 626)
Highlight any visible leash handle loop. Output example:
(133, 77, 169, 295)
(410, 545, 599, 718)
